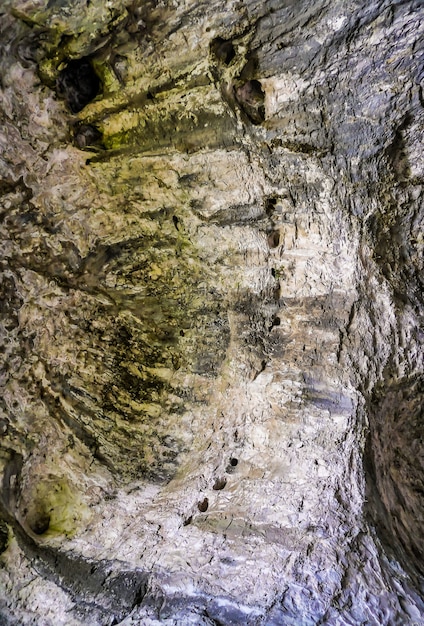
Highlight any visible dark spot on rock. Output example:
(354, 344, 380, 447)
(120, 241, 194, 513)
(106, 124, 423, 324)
(211, 37, 236, 65)
(205, 599, 253, 625)
(2, 452, 23, 512)
(57, 58, 101, 113)
(0, 521, 9, 554)
(0, 273, 23, 331)
(198, 497, 209, 512)
(183, 516, 193, 526)
(213, 477, 227, 491)
(265, 196, 277, 216)
(104, 571, 148, 612)
(235, 79, 266, 125)
(226, 457, 239, 473)
(74, 124, 102, 149)
(269, 317, 281, 330)
(271, 268, 276, 278)
(179, 330, 185, 337)
(268, 231, 280, 248)
(28, 511, 50, 535)
(172, 215, 180, 230)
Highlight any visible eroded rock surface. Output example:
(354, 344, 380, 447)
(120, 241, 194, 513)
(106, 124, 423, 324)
(0, 0, 423, 624)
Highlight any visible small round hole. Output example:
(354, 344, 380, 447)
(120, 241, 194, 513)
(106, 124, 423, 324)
(226, 457, 239, 473)
(198, 497, 209, 513)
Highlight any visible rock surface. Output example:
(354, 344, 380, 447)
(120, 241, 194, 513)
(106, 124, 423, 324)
(0, 0, 423, 624)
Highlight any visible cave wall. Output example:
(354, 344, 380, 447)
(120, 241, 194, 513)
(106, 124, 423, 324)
(0, 0, 423, 624)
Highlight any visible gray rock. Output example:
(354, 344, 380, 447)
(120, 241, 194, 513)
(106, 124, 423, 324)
(0, 0, 423, 624)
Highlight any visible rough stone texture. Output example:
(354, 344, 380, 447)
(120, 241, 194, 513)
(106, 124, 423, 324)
(0, 0, 423, 624)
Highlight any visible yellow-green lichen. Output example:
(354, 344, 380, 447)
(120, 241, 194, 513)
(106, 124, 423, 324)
(24, 477, 91, 538)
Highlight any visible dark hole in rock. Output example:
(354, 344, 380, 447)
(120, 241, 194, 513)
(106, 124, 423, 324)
(57, 58, 101, 113)
(179, 330, 185, 337)
(198, 497, 209, 513)
(234, 79, 265, 125)
(365, 374, 424, 581)
(74, 124, 102, 149)
(225, 457, 238, 474)
(0, 521, 9, 554)
(211, 37, 236, 65)
(269, 317, 281, 331)
(28, 511, 51, 535)
(271, 268, 276, 278)
(265, 196, 277, 216)
(213, 477, 227, 491)
(172, 215, 180, 230)
(183, 516, 193, 526)
(268, 231, 280, 248)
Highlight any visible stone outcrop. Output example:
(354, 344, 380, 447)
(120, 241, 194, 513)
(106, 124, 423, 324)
(0, 0, 423, 624)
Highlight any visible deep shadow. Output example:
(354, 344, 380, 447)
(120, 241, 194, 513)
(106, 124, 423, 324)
(57, 58, 101, 113)
(365, 374, 424, 582)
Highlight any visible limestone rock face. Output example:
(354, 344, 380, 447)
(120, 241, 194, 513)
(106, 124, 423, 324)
(0, 0, 423, 624)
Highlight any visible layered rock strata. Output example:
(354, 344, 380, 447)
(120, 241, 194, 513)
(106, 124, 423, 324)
(0, 0, 423, 624)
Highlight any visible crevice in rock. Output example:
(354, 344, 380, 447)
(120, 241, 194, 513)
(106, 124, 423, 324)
(0, 520, 9, 554)
(234, 79, 266, 125)
(365, 374, 424, 586)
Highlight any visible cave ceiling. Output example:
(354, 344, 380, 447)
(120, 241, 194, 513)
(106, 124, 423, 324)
(0, 0, 423, 624)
